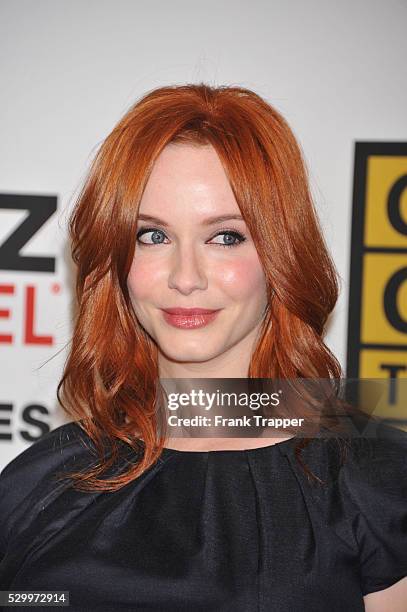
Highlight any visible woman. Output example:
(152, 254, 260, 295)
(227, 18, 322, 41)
(0, 83, 406, 611)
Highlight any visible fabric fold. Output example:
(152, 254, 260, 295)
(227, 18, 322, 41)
(1, 422, 406, 611)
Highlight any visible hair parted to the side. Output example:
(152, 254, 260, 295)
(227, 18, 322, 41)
(57, 82, 350, 492)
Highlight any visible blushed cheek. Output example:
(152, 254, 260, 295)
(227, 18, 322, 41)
(127, 259, 158, 302)
(217, 257, 267, 300)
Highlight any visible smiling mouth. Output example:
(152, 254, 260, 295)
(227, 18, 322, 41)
(161, 308, 221, 329)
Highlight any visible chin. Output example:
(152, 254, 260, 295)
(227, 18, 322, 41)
(158, 343, 220, 365)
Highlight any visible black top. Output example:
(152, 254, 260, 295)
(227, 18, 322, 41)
(0, 420, 407, 611)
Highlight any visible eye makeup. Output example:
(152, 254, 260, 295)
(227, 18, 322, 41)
(136, 227, 247, 248)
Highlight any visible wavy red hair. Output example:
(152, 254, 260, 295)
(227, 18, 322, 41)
(57, 83, 348, 491)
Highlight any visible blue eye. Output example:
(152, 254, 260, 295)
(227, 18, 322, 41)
(136, 228, 168, 245)
(210, 230, 246, 248)
(136, 228, 247, 248)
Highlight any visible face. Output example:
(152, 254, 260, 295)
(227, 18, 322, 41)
(127, 143, 269, 376)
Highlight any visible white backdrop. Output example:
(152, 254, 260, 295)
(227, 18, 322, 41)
(1, 0, 406, 469)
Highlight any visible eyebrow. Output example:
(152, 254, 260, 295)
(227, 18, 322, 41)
(136, 214, 244, 227)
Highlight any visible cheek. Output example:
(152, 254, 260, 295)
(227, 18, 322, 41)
(217, 256, 267, 300)
(127, 258, 161, 301)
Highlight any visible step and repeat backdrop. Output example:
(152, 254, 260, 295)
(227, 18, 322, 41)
(1, 1, 406, 470)
(346, 144, 407, 428)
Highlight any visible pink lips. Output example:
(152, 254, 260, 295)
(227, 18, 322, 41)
(161, 308, 221, 329)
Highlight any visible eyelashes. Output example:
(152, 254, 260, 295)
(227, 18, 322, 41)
(136, 227, 247, 248)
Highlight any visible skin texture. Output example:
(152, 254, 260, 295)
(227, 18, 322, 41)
(363, 578, 407, 611)
(127, 142, 268, 380)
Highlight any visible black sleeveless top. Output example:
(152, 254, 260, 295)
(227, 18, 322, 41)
(0, 421, 407, 611)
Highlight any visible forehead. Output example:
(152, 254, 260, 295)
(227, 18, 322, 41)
(138, 143, 240, 217)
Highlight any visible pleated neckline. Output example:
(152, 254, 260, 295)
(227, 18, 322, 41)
(159, 435, 298, 457)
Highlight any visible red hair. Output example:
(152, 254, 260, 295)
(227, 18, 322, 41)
(57, 83, 349, 491)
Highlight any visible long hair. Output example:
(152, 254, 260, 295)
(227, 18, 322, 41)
(57, 83, 348, 492)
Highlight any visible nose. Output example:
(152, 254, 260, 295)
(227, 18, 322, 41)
(167, 242, 208, 294)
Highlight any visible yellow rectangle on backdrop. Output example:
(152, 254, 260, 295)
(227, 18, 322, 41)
(361, 253, 407, 344)
(365, 156, 407, 248)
